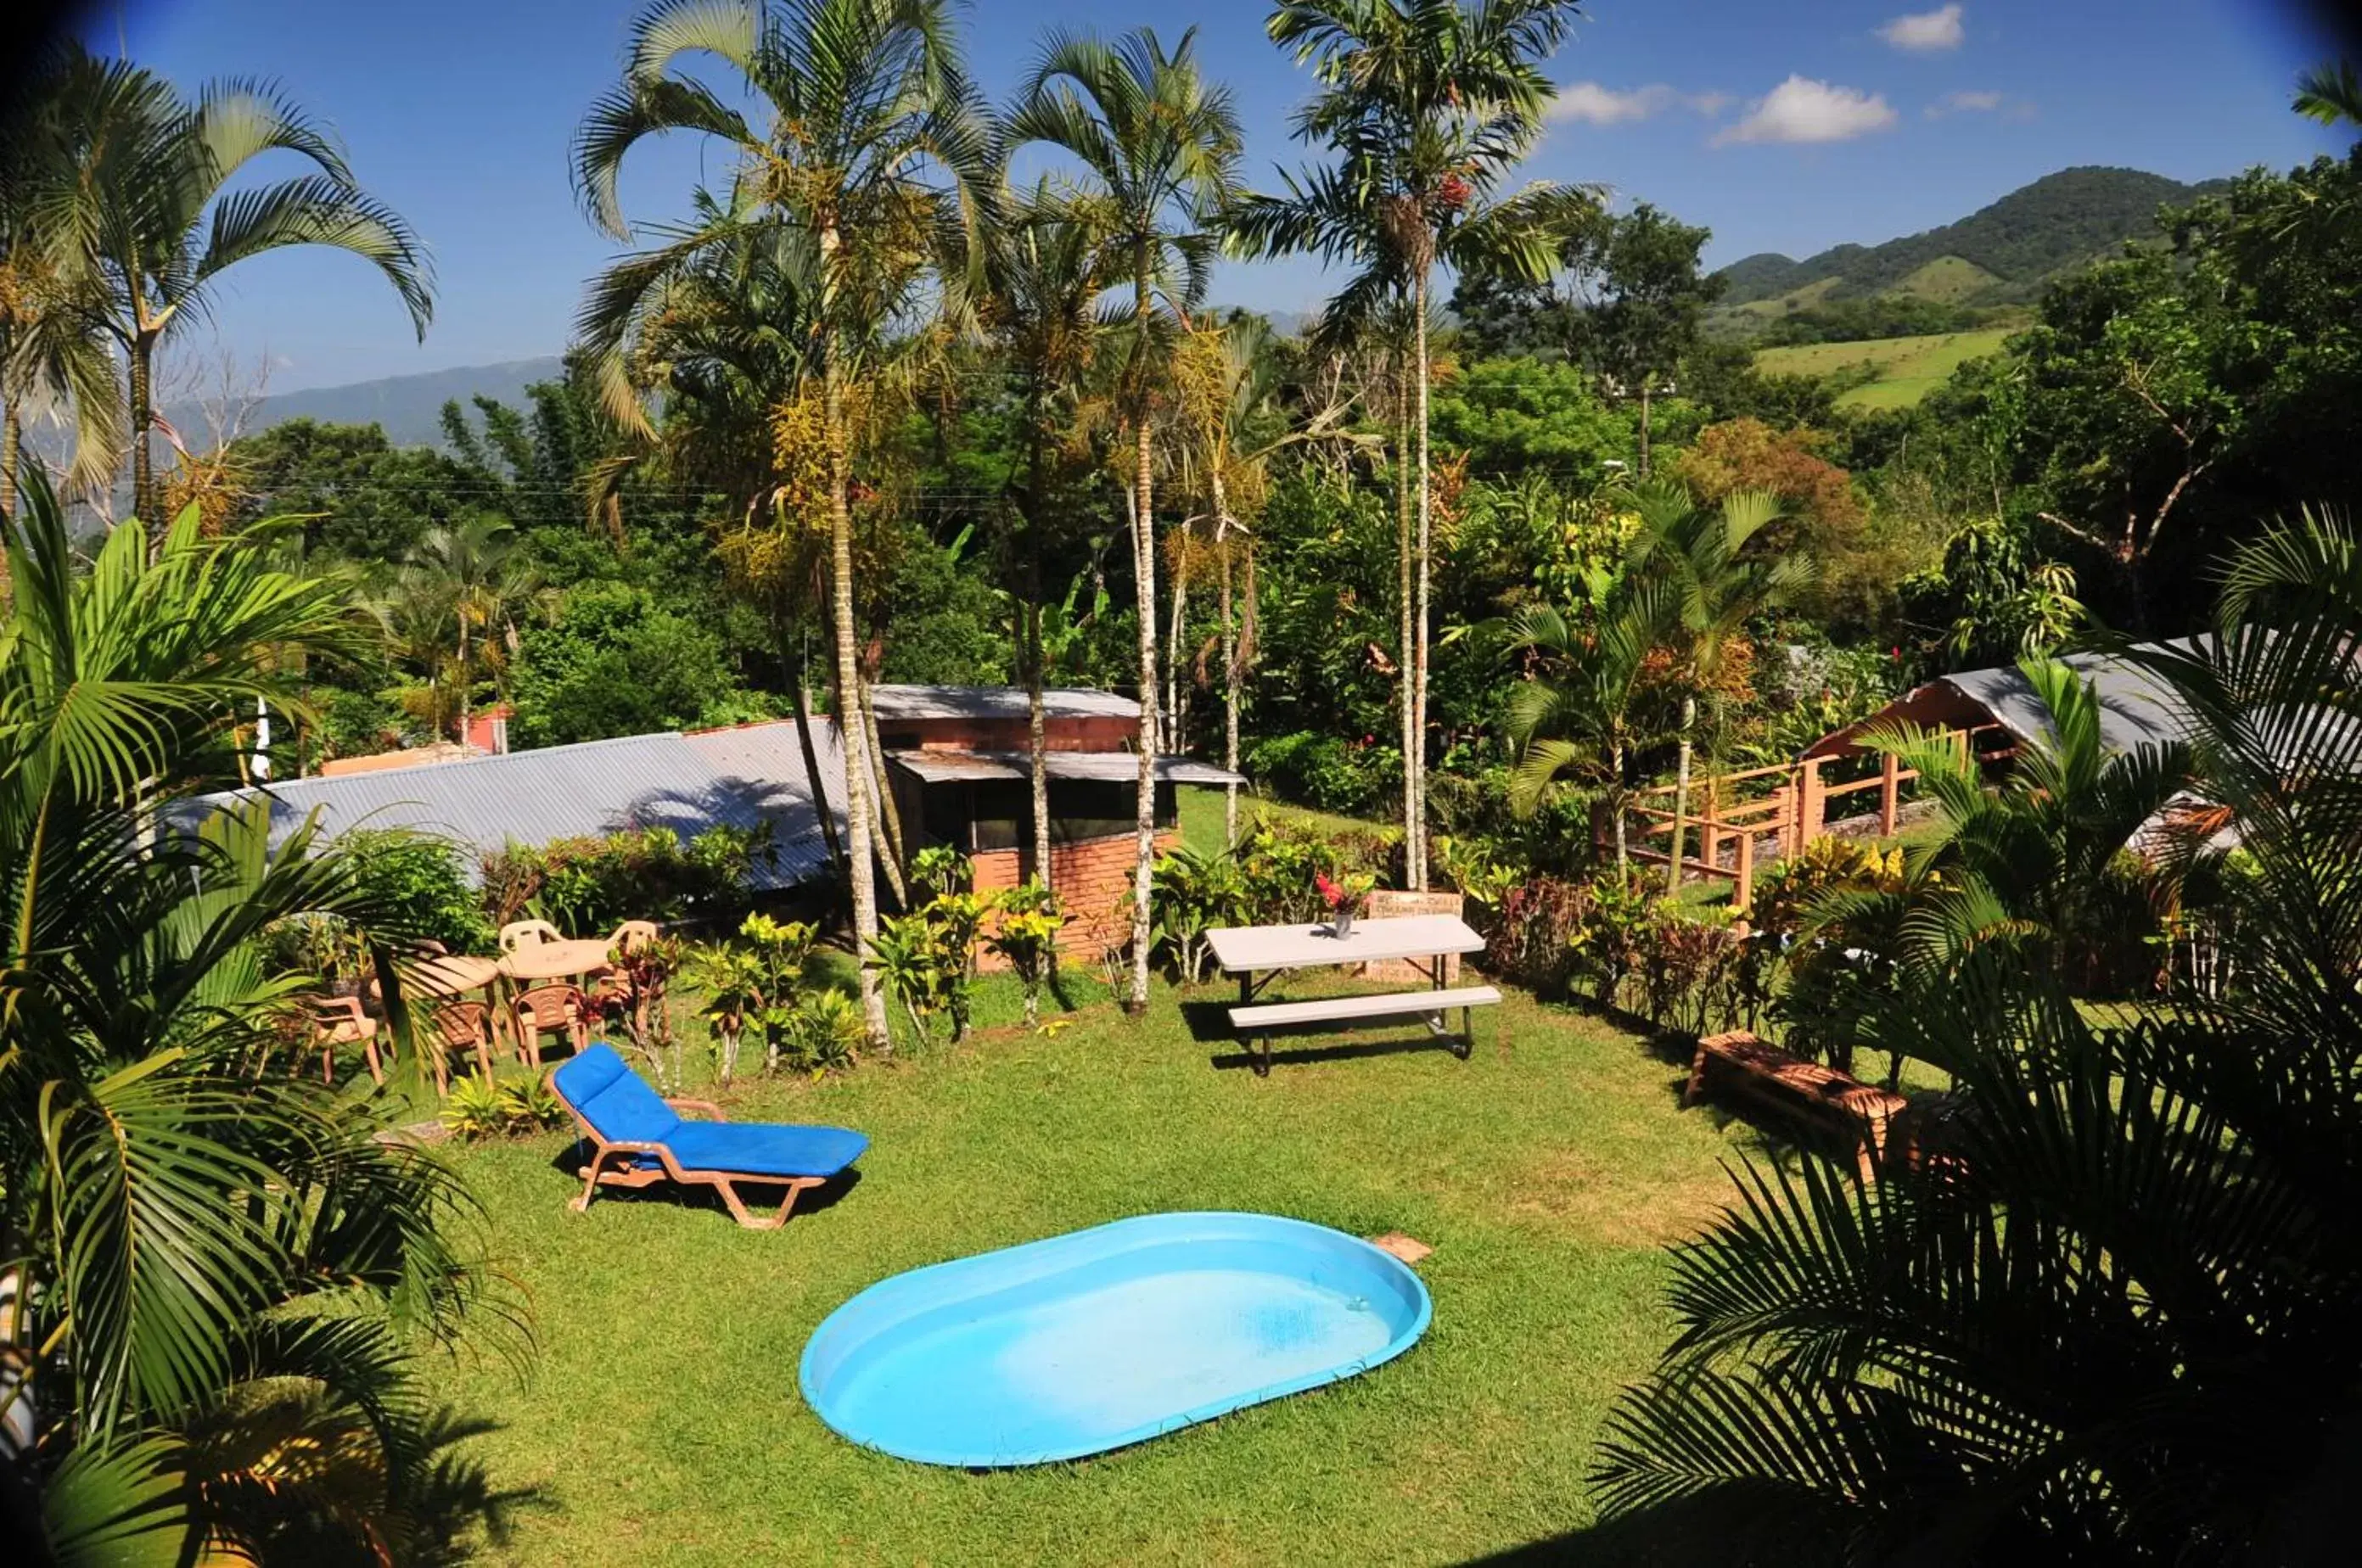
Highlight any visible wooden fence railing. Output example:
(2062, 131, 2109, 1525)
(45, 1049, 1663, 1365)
(1619, 724, 2018, 910)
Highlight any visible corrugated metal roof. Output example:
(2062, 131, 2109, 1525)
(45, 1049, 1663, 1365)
(1807, 641, 2197, 760)
(870, 683, 1139, 721)
(1938, 643, 2194, 758)
(182, 719, 852, 890)
(884, 748, 1245, 786)
(679, 717, 849, 887)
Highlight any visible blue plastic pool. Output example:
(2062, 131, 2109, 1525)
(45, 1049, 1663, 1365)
(799, 1212, 1432, 1466)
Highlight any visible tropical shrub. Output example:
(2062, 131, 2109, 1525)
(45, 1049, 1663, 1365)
(788, 988, 866, 1074)
(482, 824, 770, 934)
(341, 829, 497, 953)
(1150, 843, 1249, 983)
(988, 880, 1071, 1028)
(1244, 729, 1400, 815)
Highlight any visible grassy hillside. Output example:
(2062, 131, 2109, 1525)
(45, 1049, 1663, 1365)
(1754, 327, 2015, 410)
(1893, 255, 2004, 305)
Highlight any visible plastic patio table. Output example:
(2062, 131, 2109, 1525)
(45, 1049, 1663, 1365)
(1204, 913, 1486, 1005)
(499, 938, 618, 983)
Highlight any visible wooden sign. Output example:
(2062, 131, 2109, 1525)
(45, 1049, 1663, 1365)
(1356, 890, 1465, 983)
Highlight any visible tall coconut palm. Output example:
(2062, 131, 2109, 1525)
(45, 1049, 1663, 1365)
(576, 0, 993, 1048)
(981, 183, 1115, 886)
(1238, 0, 1587, 888)
(36, 44, 431, 533)
(1592, 512, 2362, 1561)
(1622, 481, 1809, 884)
(577, 189, 849, 880)
(2, 466, 517, 1560)
(1008, 25, 1242, 1015)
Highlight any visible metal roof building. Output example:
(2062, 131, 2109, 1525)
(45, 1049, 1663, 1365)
(869, 684, 1141, 722)
(183, 719, 849, 889)
(1803, 642, 2196, 761)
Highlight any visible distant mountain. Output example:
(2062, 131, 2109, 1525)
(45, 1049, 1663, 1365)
(176, 356, 566, 450)
(1716, 167, 2226, 315)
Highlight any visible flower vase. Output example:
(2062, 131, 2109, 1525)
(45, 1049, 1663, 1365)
(1328, 907, 1356, 940)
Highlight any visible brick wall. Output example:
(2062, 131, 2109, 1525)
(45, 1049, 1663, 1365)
(972, 829, 1176, 966)
(886, 714, 1138, 753)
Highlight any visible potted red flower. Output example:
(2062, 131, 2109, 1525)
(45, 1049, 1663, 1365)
(1315, 869, 1376, 939)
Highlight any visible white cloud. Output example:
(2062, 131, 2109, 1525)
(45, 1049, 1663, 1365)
(1714, 77, 1899, 146)
(1879, 4, 1966, 53)
(1927, 88, 2004, 117)
(1547, 81, 1727, 126)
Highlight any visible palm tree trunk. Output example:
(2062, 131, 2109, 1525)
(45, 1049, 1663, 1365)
(1166, 526, 1187, 753)
(2, 402, 20, 518)
(787, 632, 844, 883)
(1129, 416, 1158, 1018)
(1, 403, 18, 613)
(856, 666, 910, 908)
(456, 617, 472, 748)
(130, 332, 156, 537)
(1217, 494, 1238, 848)
(1395, 352, 1416, 890)
(1029, 540, 1052, 892)
(822, 328, 889, 1051)
(1612, 739, 1630, 882)
(1637, 384, 1652, 479)
(1411, 272, 1433, 892)
(1669, 693, 1696, 890)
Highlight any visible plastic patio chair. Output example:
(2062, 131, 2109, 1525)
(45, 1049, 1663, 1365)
(307, 995, 384, 1085)
(426, 999, 500, 1094)
(549, 1044, 868, 1230)
(500, 918, 564, 955)
(509, 982, 591, 1067)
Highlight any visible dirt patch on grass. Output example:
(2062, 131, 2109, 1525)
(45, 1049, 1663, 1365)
(1501, 1146, 1735, 1249)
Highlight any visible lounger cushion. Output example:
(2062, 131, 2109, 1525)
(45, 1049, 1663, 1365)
(661, 1122, 870, 1179)
(553, 1044, 680, 1144)
(553, 1044, 868, 1179)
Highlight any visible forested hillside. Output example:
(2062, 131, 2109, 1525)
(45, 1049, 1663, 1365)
(1718, 165, 2219, 311)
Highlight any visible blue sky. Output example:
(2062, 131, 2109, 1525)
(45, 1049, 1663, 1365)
(104, 0, 2348, 393)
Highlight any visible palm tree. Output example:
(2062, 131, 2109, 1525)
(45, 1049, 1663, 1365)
(1496, 588, 1666, 878)
(406, 515, 536, 749)
(577, 189, 850, 881)
(981, 183, 1115, 886)
(2294, 58, 2362, 128)
(1591, 510, 2362, 1561)
(1622, 481, 1809, 885)
(577, 0, 994, 1049)
(1, 466, 518, 1559)
(0, 75, 125, 536)
(36, 44, 431, 532)
(1171, 314, 1373, 843)
(1008, 25, 1242, 1016)
(1238, 0, 1587, 889)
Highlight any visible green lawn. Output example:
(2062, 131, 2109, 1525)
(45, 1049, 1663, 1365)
(419, 972, 1777, 1565)
(1176, 782, 1400, 853)
(1753, 326, 2015, 410)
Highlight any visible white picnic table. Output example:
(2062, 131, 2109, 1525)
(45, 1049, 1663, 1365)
(1204, 914, 1496, 1075)
(1205, 913, 1486, 1001)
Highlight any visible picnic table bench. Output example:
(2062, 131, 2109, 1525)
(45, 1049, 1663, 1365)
(1206, 914, 1498, 1077)
(1684, 1030, 1906, 1181)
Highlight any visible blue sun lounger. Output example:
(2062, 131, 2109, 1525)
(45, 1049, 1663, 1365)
(549, 1044, 868, 1230)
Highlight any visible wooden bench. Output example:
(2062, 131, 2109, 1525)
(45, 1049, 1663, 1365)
(1684, 1030, 1907, 1181)
(1228, 986, 1502, 1077)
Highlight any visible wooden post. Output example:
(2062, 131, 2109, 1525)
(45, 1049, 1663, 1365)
(1880, 751, 1900, 837)
(1798, 758, 1826, 850)
(1735, 826, 1755, 916)
(1701, 776, 1721, 880)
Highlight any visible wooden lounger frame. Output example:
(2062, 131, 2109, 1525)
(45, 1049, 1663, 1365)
(558, 1094, 825, 1231)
